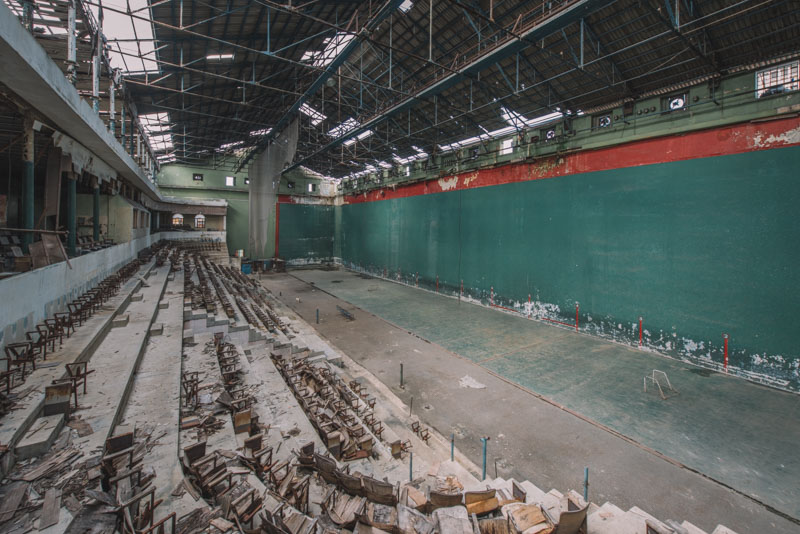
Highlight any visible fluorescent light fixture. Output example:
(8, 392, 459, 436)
(206, 53, 234, 61)
(300, 103, 326, 126)
(249, 128, 272, 137)
(343, 130, 373, 146)
(377, 161, 393, 169)
(328, 118, 359, 137)
(398, 0, 414, 13)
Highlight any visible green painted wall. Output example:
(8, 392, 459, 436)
(335, 145, 800, 389)
(278, 204, 335, 263)
(156, 164, 249, 255)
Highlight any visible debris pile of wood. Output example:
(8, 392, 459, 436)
(271, 352, 382, 462)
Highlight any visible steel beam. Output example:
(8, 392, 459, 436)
(235, 0, 407, 172)
(287, 0, 608, 172)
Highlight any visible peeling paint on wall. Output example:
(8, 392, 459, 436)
(438, 176, 458, 191)
(751, 125, 800, 148)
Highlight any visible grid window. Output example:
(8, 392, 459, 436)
(172, 214, 183, 226)
(195, 215, 206, 228)
(500, 138, 514, 156)
(756, 61, 799, 98)
(226, 176, 235, 187)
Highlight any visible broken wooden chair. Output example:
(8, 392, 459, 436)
(44, 318, 66, 347)
(3, 342, 36, 378)
(181, 371, 199, 407)
(52, 362, 94, 408)
(370, 420, 384, 440)
(428, 489, 464, 513)
(268, 459, 291, 487)
(26, 324, 54, 360)
(231, 488, 263, 528)
(53, 311, 75, 338)
(120, 485, 163, 534)
(419, 427, 431, 445)
(313, 453, 338, 484)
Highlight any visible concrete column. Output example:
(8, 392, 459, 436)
(93, 180, 100, 241)
(22, 114, 34, 251)
(22, 0, 33, 32)
(67, 173, 77, 256)
(108, 76, 116, 134)
(91, 43, 100, 113)
(120, 104, 126, 150)
(66, 0, 77, 85)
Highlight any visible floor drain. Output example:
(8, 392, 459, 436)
(423, 404, 432, 410)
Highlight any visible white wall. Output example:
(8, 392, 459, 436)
(0, 231, 226, 351)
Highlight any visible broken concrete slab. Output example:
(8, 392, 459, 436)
(15, 414, 65, 460)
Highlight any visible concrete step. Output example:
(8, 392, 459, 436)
(680, 520, 709, 534)
(0, 261, 155, 477)
(624, 506, 670, 533)
(15, 414, 65, 460)
(540, 489, 563, 519)
(519, 480, 548, 504)
(587, 502, 641, 534)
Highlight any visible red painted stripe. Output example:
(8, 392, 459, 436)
(274, 201, 280, 258)
(343, 116, 800, 205)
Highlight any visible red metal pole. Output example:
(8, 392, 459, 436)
(639, 316, 643, 346)
(575, 302, 579, 331)
(274, 202, 280, 258)
(723, 334, 729, 372)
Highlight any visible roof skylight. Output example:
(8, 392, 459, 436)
(328, 118, 360, 138)
(249, 128, 273, 137)
(398, 0, 414, 13)
(95, 0, 159, 74)
(138, 112, 173, 152)
(343, 130, 374, 146)
(301, 32, 356, 68)
(500, 108, 562, 128)
(300, 103, 326, 126)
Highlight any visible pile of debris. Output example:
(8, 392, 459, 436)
(270, 351, 391, 462)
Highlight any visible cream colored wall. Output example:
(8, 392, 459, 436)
(107, 194, 132, 244)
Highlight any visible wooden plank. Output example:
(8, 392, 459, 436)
(14, 449, 80, 482)
(210, 517, 234, 532)
(0, 482, 28, 523)
(39, 488, 62, 529)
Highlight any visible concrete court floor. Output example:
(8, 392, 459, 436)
(260, 268, 800, 534)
